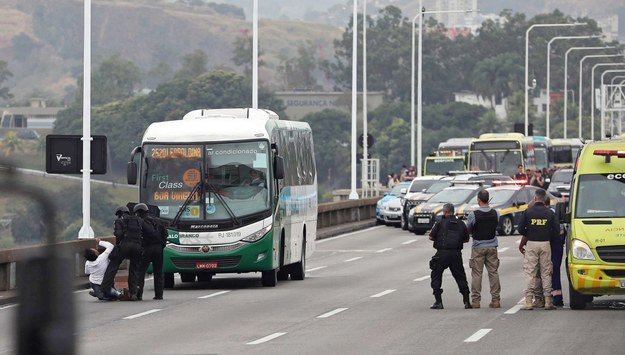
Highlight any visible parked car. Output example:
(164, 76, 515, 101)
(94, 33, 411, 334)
(547, 168, 573, 202)
(376, 181, 411, 225)
(380, 195, 403, 226)
(399, 176, 446, 230)
(408, 181, 485, 235)
(459, 183, 559, 236)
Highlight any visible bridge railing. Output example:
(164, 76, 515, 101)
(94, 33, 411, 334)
(0, 198, 378, 292)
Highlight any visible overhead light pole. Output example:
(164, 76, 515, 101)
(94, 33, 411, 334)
(79, 0, 94, 239)
(525, 22, 586, 136)
(563, 46, 613, 138)
(578, 53, 624, 139)
(362, 0, 368, 198)
(591, 62, 625, 140)
(252, 0, 258, 108)
(545, 35, 599, 138)
(413, 2, 476, 176)
(349, 0, 358, 200)
(600, 69, 625, 139)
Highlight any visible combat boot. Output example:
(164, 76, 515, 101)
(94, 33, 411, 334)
(544, 296, 556, 310)
(532, 297, 545, 308)
(463, 292, 472, 309)
(430, 293, 444, 309)
(521, 295, 533, 310)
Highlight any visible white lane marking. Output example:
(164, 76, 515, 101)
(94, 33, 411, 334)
(371, 289, 397, 298)
(344, 257, 363, 263)
(376, 248, 392, 253)
(464, 328, 492, 343)
(316, 226, 385, 244)
(0, 304, 17, 310)
(198, 291, 230, 299)
(247, 332, 287, 345)
(74, 289, 90, 294)
(306, 266, 327, 272)
(402, 239, 417, 245)
(517, 297, 525, 304)
(317, 307, 349, 318)
(414, 275, 430, 282)
(499, 247, 509, 253)
(504, 305, 522, 314)
(123, 309, 162, 320)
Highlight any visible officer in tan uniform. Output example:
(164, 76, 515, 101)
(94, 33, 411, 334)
(518, 189, 560, 310)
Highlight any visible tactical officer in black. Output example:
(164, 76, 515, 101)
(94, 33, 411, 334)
(100, 205, 144, 301)
(135, 203, 168, 300)
(428, 203, 472, 309)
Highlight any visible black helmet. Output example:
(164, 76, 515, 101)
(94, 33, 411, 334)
(115, 206, 130, 216)
(133, 203, 149, 213)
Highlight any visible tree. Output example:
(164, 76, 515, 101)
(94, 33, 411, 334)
(175, 49, 209, 80)
(74, 54, 142, 106)
(231, 34, 265, 78)
(300, 109, 351, 189)
(0, 61, 12, 100)
(11, 33, 39, 61)
(0, 132, 21, 157)
(471, 53, 523, 107)
(277, 41, 322, 91)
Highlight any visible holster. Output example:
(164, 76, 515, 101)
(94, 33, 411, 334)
(429, 255, 440, 270)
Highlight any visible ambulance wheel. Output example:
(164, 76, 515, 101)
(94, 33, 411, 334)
(164, 272, 175, 289)
(569, 282, 592, 310)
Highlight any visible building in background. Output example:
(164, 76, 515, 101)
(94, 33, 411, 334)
(0, 98, 62, 130)
(275, 91, 384, 120)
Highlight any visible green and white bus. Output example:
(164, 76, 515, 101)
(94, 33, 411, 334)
(127, 108, 317, 287)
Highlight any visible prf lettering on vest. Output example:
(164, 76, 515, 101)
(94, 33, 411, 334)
(531, 219, 548, 226)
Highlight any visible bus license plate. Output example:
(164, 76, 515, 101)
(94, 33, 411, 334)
(196, 261, 218, 269)
(417, 218, 430, 224)
(620, 280, 625, 288)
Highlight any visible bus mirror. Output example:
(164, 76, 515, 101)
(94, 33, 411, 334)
(274, 155, 285, 180)
(127, 161, 137, 185)
(555, 202, 568, 223)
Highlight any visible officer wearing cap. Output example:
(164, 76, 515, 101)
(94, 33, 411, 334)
(518, 189, 560, 310)
(428, 203, 472, 309)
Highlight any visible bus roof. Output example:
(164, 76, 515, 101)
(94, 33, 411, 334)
(143, 108, 310, 143)
(478, 132, 525, 140)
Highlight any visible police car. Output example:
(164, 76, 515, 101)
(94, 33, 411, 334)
(408, 181, 485, 235)
(376, 181, 410, 225)
(458, 182, 558, 236)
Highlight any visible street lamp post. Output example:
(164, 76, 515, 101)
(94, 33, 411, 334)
(578, 54, 624, 139)
(525, 22, 586, 136)
(362, 0, 368, 198)
(349, 0, 358, 200)
(563, 46, 613, 138)
(601, 69, 625, 138)
(79, 0, 94, 239)
(546, 35, 598, 138)
(252, 0, 258, 109)
(412, 2, 475, 176)
(591, 62, 625, 140)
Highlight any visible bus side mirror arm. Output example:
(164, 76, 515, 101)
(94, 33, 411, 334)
(127, 146, 142, 185)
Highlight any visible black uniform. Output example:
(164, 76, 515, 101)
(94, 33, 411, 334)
(137, 214, 167, 300)
(100, 214, 144, 299)
(429, 214, 471, 300)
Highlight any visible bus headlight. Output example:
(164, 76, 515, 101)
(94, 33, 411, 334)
(572, 239, 595, 261)
(242, 225, 272, 243)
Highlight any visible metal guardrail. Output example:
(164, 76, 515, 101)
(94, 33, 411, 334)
(0, 199, 378, 292)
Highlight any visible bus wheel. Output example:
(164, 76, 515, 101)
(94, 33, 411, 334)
(290, 240, 306, 281)
(261, 269, 278, 287)
(569, 282, 592, 310)
(180, 272, 196, 283)
(197, 273, 213, 282)
(164, 272, 175, 289)
(498, 216, 513, 236)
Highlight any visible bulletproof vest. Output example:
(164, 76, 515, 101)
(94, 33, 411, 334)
(123, 215, 143, 243)
(434, 216, 465, 250)
(523, 205, 554, 242)
(142, 216, 163, 246)
(472, 209, 498, 240)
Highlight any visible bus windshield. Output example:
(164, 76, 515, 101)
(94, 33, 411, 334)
(575, 174, 625, 218)
(141, 141, 271, 222)
(469, 150, 522, 177)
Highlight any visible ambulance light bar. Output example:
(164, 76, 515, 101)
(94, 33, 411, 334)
(593, 150, 625, 163)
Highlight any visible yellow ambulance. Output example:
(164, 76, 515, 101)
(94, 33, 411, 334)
(564, 139, 625, 309)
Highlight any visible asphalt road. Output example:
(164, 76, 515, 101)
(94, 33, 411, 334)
(1, 225, 624, 354)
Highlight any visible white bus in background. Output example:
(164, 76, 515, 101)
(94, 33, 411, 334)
(436, 137, 475, 157)
(127, 108, 317, 287)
